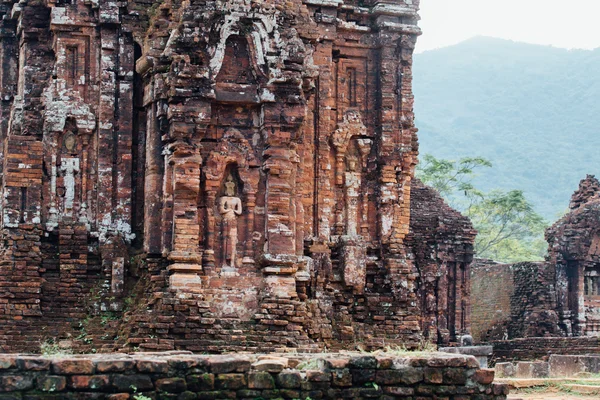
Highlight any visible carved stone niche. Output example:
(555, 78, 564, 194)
(214, 34, 263, 104)
(331, 110, 369, 186)
(331, 110, 372, 238)
(46, 118, 93, 230)
(339, 236, 367, 294)
(202, 129, 260, 274)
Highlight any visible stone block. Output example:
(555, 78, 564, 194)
(306, 370, 331, 382)
(331, 368, 352, 387)
(207, 356, 251, 373)
(0, 357, 15, 370)
(443, 368, 468, 385)
(136, 359, 169, 373)
(348, 356, 378, 369)
(70, 375, 110, 390)
(50, 359, 95, 375)
(17, 357, 51, 371)
(252, 358, 287, 373)
(37, 375, 67, 392)
(515, 362, 549, 379)
(424, 367, 443, 384)
(473, 368, 495, 385)
(276, 371, 302, 389)
(155, 377, 187, 393)
(214, 373, 246, 390)
(351, 368, 376, 385)
(0, 375, 34, 392)
(495, 362, 516, 378)
(187, 374, 215, 391)
(549, 355, 600, 378)
(247, 372, 275, 389)
(95, 359, 136, 373)
(111, 374, 154, 392)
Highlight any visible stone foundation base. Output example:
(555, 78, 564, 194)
(0, 352, 509, 399)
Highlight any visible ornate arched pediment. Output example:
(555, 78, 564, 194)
(331, 110, 368, 154)
(149, 0, 315, 104)
(331, 110, 371, 186)
(204, 129, 260, 194)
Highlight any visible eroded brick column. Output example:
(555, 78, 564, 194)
(166, 141, 203, 290)
(143, 101, 164, 255)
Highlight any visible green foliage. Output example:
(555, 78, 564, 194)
(414, 37, 600, 220)
(417, 154, 547, 262)
(417, 154, 491, 201)
(469, 190, 547, 261)
(130, 385, 152, 400)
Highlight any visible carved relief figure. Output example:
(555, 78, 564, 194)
(60, 158, 80, 217)
(344, 153, 361, 237)
(53, 129, 81, 221)
(219, 174, 243, 268)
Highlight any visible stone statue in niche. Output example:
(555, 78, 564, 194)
(60, 158, 80, 217)
(218, 174, 243, 269)
(344, 153, 361, 237)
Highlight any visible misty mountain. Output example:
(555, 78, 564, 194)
(413, 36, 600, 220)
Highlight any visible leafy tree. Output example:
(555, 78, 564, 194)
(417, 154, 547, 262)
(417, 154, 491, 201)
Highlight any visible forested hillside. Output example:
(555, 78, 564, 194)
(413, 36, 600, 220)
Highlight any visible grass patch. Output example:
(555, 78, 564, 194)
(296, 358, 324, 370)
(39, 339, 73, 357)
(513, 380, 600, 397)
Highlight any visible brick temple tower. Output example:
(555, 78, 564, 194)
(0, 0, 475, 352)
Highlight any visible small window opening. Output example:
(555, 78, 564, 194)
(347, 68, 357, 107)
(66, 46, 78, 86)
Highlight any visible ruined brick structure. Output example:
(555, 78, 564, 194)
(0, 0, 475, 353)
(471, 261, 560, 343)
(471, 175, 600, 345)
(408, 179, 476, 344)
(546, 175, 600, 337)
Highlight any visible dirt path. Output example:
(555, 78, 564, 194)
(512, 396, 594, 400)
(510, 389, 597, 400)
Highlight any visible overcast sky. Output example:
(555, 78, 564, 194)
(417, 0, 600, 53)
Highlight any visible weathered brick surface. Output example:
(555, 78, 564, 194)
(471, 260, 560, 342)
(546, 175, 600, 337)
(408, 179, 476, 344)
(0, 352, 507, 399)
(490, 337, 600, 364)
(0, 0, 476, 353)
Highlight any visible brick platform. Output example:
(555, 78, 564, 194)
(0, 352, 508, 399)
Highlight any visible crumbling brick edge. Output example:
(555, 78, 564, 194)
(0, 351, 508, 399)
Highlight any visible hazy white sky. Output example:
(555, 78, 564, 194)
(417, 0, 600, 52)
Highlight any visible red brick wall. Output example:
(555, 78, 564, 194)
(471, 261, 561, 343)
(471, 261, 514, 342)
(491, 337, 600, 364)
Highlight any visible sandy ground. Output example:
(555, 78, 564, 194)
(511, 396, 594, 400)
(510, 389, 597, 400)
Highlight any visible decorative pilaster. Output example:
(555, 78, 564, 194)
(166, 140, 203, 290)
